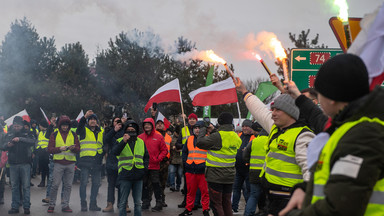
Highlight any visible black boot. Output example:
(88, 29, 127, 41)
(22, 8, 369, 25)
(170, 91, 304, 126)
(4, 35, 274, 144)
(152, 202, 163, 212)
(81, 201, 87, 212)
(89, 202, 101, 211)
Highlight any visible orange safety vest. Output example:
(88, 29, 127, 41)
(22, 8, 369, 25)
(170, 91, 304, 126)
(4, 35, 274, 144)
(186, 136, 207, 165)
(238, 132, 256, 141)
(156, 131, 171, 158)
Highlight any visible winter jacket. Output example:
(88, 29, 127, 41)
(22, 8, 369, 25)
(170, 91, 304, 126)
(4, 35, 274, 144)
(112, 137, 149, 181)
(196, 124, 241, 184)
(48, 116, 80, 165)
(287, 86, 384, 216)
(243, 92, 315, 181)
(170, 134, 182, 165)
(2, 127, 35, 165)
(76, 116, 104, 168)
(235, 132, 253, 176)
(103, 127, 124, 170)
(138, 118, 168, 170)
(295, 95, 329, 134)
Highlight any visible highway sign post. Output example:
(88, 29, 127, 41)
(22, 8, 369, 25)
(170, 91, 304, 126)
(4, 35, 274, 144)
(290, 48, 343, 90)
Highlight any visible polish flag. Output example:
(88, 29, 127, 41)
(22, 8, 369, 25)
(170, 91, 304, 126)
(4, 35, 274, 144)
(40, 107, 51, 124)
(144, 79, 181, 112)
(348, 3, 384, 90)
(156, 111, 171, 130)
(76, 110, 84, 122)
(5, 109, 31, 126)
(189, 78, 238, 106)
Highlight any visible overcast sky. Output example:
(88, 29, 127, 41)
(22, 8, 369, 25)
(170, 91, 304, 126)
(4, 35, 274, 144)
(0, 0, 382, 81)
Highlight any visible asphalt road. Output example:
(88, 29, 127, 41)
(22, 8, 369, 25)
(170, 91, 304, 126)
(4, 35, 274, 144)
(0, 175, 246, 216)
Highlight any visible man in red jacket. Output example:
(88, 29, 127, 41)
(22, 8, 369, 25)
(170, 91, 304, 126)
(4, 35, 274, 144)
(138, 118, 168, 212)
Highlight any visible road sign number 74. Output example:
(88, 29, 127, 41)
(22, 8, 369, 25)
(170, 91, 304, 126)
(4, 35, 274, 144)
(310, 52, 331, 65)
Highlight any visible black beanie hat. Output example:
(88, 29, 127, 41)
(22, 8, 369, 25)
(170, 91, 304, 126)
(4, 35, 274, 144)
(13, 116, 24, 126)
(218, 112, 233, 125)
(251, 122, 262, 132)
(39, 120, 49, 128)
(314, 54, 370, 102)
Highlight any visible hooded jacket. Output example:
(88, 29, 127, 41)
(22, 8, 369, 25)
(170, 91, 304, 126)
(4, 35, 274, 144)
(288, 86, 384, 216)
(48, 116, 80, 165)
(138, 118, 168, 170)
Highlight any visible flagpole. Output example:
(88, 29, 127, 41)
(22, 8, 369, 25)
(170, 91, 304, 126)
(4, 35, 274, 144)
(176, 79, 188, 137)
(236, 102, 242, 126)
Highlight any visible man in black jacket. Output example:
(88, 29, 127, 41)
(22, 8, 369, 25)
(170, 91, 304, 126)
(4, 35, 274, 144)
(2, 116, 35, 214)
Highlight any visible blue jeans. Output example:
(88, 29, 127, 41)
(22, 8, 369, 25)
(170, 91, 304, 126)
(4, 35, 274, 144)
(232, 171, 250, 211)
(119, 180, 143, 216)
(244, 183, 262, 216)
(10, 164, 31, 209)
(80, 166, 101, 204)
(168, 164, 182, 189)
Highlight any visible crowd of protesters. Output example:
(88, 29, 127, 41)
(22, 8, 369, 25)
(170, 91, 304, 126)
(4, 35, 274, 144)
(0, 53, 383, 216)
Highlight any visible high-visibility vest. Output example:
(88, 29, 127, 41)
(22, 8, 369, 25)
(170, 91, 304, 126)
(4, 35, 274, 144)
(116, 137, 145, 173)
(206, 131, 242, 167)
(262, 125, 311, 187)
(238, 132, 256, 142)
(53, 131, 76, 161)
(3, 125, 7, 133)
(80, 127, 103, 157)
(249, 135, 268, 170)
(312, 117, 384, 215)
(156, 131, 172, 158)
(36, 131, 49, 149)
(186, 135, 207, 164)
(181, 126, 190, 145)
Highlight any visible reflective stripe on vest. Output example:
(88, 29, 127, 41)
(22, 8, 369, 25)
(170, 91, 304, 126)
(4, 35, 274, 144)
(249, 135, 268, 170)
(181, 126, 190, 145)
(80, 127, 103, 157)
(37, 131, 49, 149)
(117, 137, 145, 173)
(206, 131, 242, 168)
(53, 131, 76, 161)
(312, 117, 384, 215)
(156, 131, 172, 158)
(186, 135, 207, 165)
(262, 125, 310, 187)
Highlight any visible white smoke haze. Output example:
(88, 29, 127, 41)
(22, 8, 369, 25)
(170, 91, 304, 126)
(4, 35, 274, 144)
(0, 0, 382, 81)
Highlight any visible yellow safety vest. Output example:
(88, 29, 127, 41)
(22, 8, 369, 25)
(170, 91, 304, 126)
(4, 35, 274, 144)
(312, 117, 384, 215)
(36, 131, 49, 149)
(117, 137, 145, 173)
(261, 125, 311, 187)
(53, 131, 76, 161)
(249, 135, 268, 170)
(206, 131, 242, 167)
(181, 126, 190, 145)
(80, 127, 103, 157)
(3, 125, 7, 133)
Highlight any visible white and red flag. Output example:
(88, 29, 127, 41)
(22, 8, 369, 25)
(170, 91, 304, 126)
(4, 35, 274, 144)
(40, 107, 51, 124)
(189, 78, 238, 106)
(144, 79, 181, 112)
(5, 109, 30, 125)
(76, 110, 84, 122)
(348, 3, 384, 89)
(156, 111, 171, 130)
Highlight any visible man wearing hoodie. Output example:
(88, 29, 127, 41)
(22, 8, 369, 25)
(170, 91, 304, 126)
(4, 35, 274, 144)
(47, 116, 80, 213)
(138, 118, 168, 212)
(76, 110, 104, 211)
(2, 116, 35, 214)
(197, 112, 242, 216)
(112, 120, 149, 216)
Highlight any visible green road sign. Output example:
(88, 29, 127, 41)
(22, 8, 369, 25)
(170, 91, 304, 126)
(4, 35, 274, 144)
(291, 48, 343, 90)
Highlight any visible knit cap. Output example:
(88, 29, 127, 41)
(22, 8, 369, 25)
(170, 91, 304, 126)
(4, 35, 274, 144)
(217, 112, 233, 125)
(271, 94, 300, 120)
(242, 119, 252, 127)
